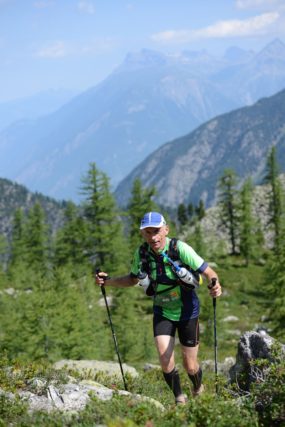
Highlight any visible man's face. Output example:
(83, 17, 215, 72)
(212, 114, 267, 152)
(140, 225, 169, 253)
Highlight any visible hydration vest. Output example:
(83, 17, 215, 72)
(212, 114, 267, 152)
(139, 238, 200, 296)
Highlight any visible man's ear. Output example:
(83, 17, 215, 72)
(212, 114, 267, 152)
(165, 225, 169, 236)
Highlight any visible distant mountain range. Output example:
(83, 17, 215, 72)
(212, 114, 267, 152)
(0, 89, 78, 132)
(116, 89, 285, 208)
(0, 39, 285, 202)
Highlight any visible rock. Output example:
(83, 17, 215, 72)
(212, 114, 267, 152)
(4, 377, 164, 414)
(143, 363, 160, 371)
(4, 287, 16, 296)
(229, 330, 285, 390)
(18, 390, 55, 413)
(98, 296, 113, 307)
(47, 385, 64, 408)
(201, 356, 235, 376)
(223, 315, 239, 322)
(227, 329, 242, 336)
(53, 359, 139, 378)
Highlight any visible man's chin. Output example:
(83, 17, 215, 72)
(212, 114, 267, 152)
(151, 242, 161, 251)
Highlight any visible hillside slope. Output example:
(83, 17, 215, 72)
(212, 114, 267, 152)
(115, 89, 285, 207)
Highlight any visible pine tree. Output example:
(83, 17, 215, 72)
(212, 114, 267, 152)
(239, 178, 256, 265)
(23, 202, 50, 273)
(127, 178, 157, 253)
(217, 169, 239, 255)
(195, 199, 206, 220)
(263, 226, 285, 340)
(0, 234, 8, 273)
(80, 162, 128, 275)
(177, 203, 188, 227)
(9, 208, 26, 267)
(54, 201, 89, 275)
(263, 146, 284, 254)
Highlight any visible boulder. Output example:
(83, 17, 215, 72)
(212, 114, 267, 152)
(229, 331, 284, 390)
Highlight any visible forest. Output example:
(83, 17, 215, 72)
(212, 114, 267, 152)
(0, 146, 284, 426)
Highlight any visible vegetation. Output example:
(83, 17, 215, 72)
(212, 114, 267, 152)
(0, 346, 284, 426)
(0, 148, 284, 425)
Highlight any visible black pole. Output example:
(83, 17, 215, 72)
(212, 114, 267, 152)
(96, 269, 128, 391)
(208, 278, 218, 394)
(213, 297, 218, 394)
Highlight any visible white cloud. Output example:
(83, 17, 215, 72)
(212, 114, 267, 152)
(77, 1, 95, 15)
(36, 41, 68, 58)
(236, 0, 282, 9)
(151, 12, 279, 43)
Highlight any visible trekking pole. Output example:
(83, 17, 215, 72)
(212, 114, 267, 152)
(96, 269, 128, 391)
(208, 278, 218, 394)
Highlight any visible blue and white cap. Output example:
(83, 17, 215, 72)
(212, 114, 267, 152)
(140, 212, 167, 230)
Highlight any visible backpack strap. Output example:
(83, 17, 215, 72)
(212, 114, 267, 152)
(167, 237, 179, 261)
(139, 242, 152, 276)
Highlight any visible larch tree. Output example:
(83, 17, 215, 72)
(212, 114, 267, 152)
(23, 202, 50, 273)
(80, 162, 128, 275)
(217, 168, 240, 255)
(127, 178, 157, 253)
(263, 146, 284, 254)
(239, 178, 256, 265)
(177, 203, 188, 227)
(54, 201, 89, 275)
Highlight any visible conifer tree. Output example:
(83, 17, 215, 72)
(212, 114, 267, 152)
(23, 202, 50, 272)
(263, 224, 285, 340)
(127, 178, 157, 253)
(80, 162, 128, 275)
(54, 201, 88, 274)
(188, 203, 194, 218)
(0, 234, 8, 274)
(9, 208, 26, 267)
(217, 169, 239, 255)
(177, 203, 188, 227)
(263, 146, 284, 254)
(195, 199, 206, 220)
(239, 178, 256, 265)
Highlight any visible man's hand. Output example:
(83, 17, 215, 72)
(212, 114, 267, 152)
(208, 278, 222, 298)
(95, 271, 109, 286)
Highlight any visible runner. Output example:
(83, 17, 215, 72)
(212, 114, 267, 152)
(95, 211, 222, 404)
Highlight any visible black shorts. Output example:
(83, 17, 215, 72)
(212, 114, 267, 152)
(153, 313, 199, 347)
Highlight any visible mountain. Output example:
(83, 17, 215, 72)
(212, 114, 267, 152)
(0, 39, 285, 202)
(0, 178, 66, 242)
(115, 89, 285, 208)
(0, 89, 78, 132)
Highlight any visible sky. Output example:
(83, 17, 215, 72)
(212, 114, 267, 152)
(1, 0, 285, 102)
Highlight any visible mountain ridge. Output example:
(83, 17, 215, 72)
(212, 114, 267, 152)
(115, 89, 285, 208)
(0, 39, 285, 202)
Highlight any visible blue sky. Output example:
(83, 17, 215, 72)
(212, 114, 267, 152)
(1, 0, 285, 102)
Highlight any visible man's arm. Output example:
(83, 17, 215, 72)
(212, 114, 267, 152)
(96, 272, 138, 288)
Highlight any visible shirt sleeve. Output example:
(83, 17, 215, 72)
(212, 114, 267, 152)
(177, 240, 208, 272)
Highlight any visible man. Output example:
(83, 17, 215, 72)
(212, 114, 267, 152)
(95, 211, 222, 404)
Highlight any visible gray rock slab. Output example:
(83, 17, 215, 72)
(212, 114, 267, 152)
(53, 360, 138, 378)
